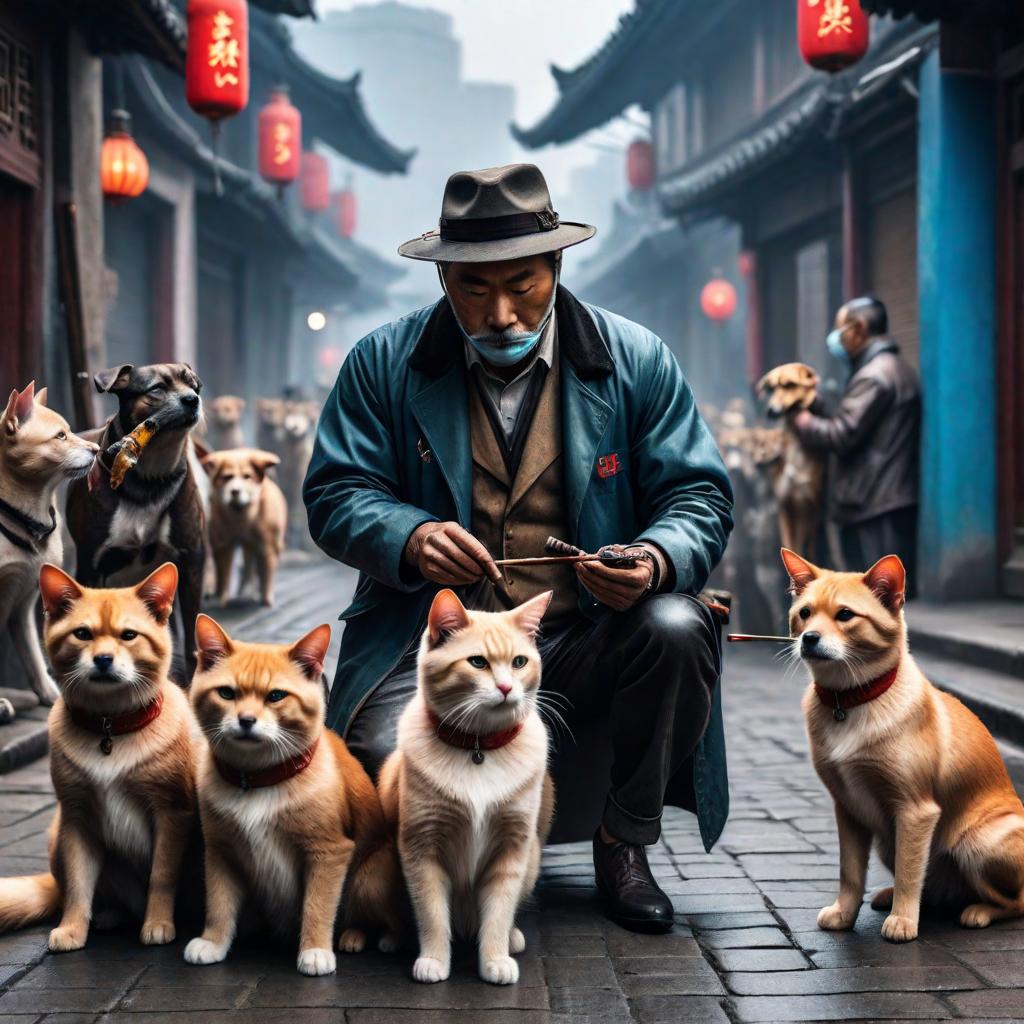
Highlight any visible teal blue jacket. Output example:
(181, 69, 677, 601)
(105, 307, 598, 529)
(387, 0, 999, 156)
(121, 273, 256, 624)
(303, 288, 734, 850)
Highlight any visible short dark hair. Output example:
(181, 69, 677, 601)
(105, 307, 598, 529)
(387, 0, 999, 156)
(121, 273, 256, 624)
(844, 296, 888, 336)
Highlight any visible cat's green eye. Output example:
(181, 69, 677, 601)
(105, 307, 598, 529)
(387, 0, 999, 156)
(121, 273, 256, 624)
(266, 689, 287, 703)
(72, 627, 93, 641)
(467, 655, 488, 669)
(216, 686, 236, 700)
(511, 655, 527, 669)
(836, 608, 855, 622)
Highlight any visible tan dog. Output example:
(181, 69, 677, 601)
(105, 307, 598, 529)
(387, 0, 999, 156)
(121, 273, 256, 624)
(0, 383, 98, 704)
(783, 548, 1024, 942)
(205, 396, 246, 451)
(203, 449, 287, 607)
(0, 563, 195, 951)
(278, 402, 318, 549)
(756, 363, 825, 554)
(255, 398, 287, 460)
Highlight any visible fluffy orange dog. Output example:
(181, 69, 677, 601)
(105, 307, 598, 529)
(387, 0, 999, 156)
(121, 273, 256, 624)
(783, 548, 1024, 942)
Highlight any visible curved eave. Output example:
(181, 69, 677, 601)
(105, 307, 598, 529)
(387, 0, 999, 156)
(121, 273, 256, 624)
(251, 0, 318, 18)
(76, 0, 186, 73)
(862, 0, 1018, 23)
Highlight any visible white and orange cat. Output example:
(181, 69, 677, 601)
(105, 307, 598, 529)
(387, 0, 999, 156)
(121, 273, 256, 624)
(0, 562, 195, 951)
(185, 615, 403, 976)
(379, 588, 555, 986)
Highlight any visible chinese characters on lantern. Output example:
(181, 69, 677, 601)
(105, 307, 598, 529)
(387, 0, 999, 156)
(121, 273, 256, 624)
(810, 0, 854, 37)
(273, 123, 293, 166)
(208, 11, 241, 88)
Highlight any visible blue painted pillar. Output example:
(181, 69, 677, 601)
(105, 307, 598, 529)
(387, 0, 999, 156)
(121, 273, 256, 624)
(917, 52, 998, 600)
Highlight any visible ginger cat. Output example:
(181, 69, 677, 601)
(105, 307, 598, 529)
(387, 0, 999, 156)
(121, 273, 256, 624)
(379, 588, 555, 986)
(185, 615, 402, 976)
(0, 563, 195, 952)
(783, 548, 1024, 942)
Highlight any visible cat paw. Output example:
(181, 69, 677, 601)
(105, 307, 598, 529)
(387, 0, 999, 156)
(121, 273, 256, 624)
(140, 919, 176, 945)
(881, 914, 918, 942)
(48, 923, 87, 953)
(816, 902, 855, 931)
(509, 927, 526, 954)
(960, 903, 998, 929)
(377, 932, 400, 953)
(870, 886, 894, 911)
(480, 955, 519, 985)
(297, 947, 336, 976)
(338, 928, 366, 953)
(184, 937, 229, 965)
(412, 956, 449, 983)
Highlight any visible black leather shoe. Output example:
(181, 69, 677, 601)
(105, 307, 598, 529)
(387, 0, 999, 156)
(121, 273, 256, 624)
(592, 829, 673, 933)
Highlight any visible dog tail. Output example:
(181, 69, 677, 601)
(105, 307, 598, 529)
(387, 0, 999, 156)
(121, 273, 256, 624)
(0, 873, 61, 932)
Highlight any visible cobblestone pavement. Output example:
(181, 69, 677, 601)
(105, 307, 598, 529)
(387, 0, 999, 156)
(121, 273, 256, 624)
(1, 560, 1023, 1021)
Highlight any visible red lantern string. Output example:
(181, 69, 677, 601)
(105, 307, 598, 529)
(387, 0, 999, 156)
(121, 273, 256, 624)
(334, 181, 357, 239)
(101, 110, 149, 204)
(797, 0, 870, 73)
(258, 86, 301, 199)
(627, 139, 654, 192)
(300, 152, 330, 212)
(701, 275, 738, 323)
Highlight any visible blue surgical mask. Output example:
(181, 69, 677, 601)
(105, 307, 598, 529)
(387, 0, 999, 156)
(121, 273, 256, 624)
(826, 328, 850, 365)
(439, 266, 558, 368)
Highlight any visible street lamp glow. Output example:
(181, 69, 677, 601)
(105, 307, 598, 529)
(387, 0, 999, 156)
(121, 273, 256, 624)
(307, 310, 327, 332)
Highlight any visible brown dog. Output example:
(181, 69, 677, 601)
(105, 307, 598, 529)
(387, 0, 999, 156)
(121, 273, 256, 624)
(783, 548, 1024, 942)
(205, 396, 246, 451)
(756, 363, 825, 555)
(203, 448, 287, 607)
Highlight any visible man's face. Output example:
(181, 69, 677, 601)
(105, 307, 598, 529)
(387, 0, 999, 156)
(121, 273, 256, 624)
(834, 306, 868, 355)
(441, 255, 555, 339)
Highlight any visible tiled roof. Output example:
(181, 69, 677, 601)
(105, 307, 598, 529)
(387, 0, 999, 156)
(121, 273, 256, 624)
(861, 0, 1018, 23)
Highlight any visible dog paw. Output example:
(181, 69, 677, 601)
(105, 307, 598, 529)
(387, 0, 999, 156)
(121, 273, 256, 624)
(35, 681, 60, 707)
(870, 886, 894, 911)
(184, 937, 228, 965)
(140, 919, 176, 945)
(48, 923, 87, 953)
(338, 928, 366, 953)
(816, 902, 855, 931)
(960, 903, 997, 929)
(509, 927, 526, 955)
(412, 956, 449, 983)
(881, 914, 918, 942)
(377, 932, 400, 953)
(297, 947, 336, 976)
(480, 955, 519, 985)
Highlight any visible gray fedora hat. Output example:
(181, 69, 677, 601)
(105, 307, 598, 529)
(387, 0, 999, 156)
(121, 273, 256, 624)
(398, 163, 596, 263)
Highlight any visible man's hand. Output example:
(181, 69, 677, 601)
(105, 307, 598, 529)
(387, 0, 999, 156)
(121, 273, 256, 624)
(405, 521, 502, 586)
(793, 410, 814, 432)
(576, 544, 654, 612)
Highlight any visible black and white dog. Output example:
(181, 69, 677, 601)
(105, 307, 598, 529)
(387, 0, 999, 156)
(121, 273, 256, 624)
(67, 363, 206, 680)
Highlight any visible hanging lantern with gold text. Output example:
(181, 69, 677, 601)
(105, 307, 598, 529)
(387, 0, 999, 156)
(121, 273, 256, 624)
(300, 151, 330, 212)
(258, 86, 301, 193)
(798, 0, 869, 73)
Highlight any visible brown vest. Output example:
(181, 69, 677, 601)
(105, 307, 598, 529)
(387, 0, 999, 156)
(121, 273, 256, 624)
(465, 356, 578, 623)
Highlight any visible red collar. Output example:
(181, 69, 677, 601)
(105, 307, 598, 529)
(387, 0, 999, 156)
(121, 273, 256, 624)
(427, 709, 523, 764)
(815, 665, 899, 721)
(69, 693, 164, 755)
(214, 738, 319, 791)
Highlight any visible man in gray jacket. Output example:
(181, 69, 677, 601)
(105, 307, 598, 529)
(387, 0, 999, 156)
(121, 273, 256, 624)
(793, 297, 921, 587)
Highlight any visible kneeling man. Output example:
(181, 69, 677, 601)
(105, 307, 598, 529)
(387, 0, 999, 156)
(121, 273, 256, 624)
(304, 164, 733, 933)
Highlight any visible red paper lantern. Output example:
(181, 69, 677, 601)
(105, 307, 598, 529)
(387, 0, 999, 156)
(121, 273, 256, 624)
(627, 139, 654, 191)
(701, 277, 738, 322)
(300, 152, 330, 211)
(258, 86, 301, 187)
(798, 0, 869, 73)
(185, 0, 249, 122)
(101, 110, 149, 204)
(334, 186, 356, 239)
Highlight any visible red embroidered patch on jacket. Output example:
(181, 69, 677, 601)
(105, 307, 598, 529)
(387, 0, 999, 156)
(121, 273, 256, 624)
(596, 452, 622, 479)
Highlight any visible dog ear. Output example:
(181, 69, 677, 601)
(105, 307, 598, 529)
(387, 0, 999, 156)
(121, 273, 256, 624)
(862, 555, 906, 612)
(754, 372, 770, 398)
(200, 453, 220, 477)
(195, 614, 234, 672)
(288, 624, 331, 681)
(780, 548, 820, 595)
(134, 562, 179, 624)
(248, 450, 279, 480)
(512, 590, 552, 637)
(94, 364, 133, 394)
(38, 564, 85, 619)
(428, 588, 471, 646)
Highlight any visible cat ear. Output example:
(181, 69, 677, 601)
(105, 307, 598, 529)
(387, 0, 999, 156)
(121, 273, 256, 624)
(39, 564, 84, 620)
(862, 555, 906, 612)
(195, 614, 234, 672)
(511, 590, 552, 637)
(135, 562, 178, 624)
(3, 382, 36, 436)
(35, 387, 48, 408)
(288, 624, 331, 680)
(780, 548, 820, 596)
(427, 588, 470, 646)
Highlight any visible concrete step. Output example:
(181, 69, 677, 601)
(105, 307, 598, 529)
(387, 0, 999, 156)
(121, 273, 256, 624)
(0, 690, 49, 775)
(908, 600, 1024, 680)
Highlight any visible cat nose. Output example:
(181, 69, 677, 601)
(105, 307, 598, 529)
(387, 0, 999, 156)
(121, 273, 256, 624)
(237, 714, 257, 732)
(93, 654, 114, 672)
(801, 631, 821, 649)
(496, 682, 512, 697)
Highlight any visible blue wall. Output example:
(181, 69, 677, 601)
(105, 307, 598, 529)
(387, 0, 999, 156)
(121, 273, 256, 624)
(917, 52, 998, 600)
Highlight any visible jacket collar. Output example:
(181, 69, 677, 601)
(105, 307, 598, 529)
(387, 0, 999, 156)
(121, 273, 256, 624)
(852, 337, 898, 374)
(407, 285, 614, 381)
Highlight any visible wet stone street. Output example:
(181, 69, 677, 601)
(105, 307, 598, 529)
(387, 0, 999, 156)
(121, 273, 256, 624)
(1, 558, 1023, 1022)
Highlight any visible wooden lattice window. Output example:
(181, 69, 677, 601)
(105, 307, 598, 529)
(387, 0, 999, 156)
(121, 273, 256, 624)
(0, 14, 39, 188)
